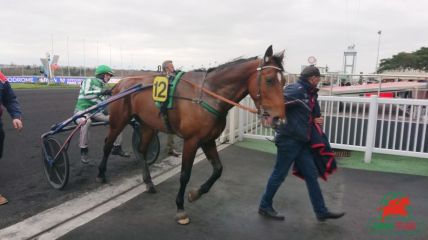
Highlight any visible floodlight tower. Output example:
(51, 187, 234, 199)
(343, 44, 357, 75)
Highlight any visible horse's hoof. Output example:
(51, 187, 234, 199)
(188, 189, 200, 203)
(175, 211, 190, 225)
(96, 177, 107, 183)
(145, 185, 157, 194)
(177, 217, 190, 225)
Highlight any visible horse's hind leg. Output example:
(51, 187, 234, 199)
(188, 139, 223, 203)
(138, 125, 156, 193)
(97, 114, 130, 183)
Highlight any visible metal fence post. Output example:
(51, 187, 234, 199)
(228, 107, 236, 143)
(238, 108, 244, 141)
(364, 95, 379, 163)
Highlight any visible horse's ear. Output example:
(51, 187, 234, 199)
(264, 45, 273, 63)
(275, 50, 285, 61)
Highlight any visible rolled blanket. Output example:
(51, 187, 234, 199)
(292, 124, 337, 181)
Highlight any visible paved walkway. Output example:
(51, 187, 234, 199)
(57, 145, 428, 240)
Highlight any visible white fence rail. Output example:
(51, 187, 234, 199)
(227, 96, 428, 162)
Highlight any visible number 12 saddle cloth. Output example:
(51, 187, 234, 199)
(153, 71, 185, 133)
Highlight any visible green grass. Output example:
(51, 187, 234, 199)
(235, 138, 277, 154)
(337, 152, 428, 177)
(11, 83, 79, 89)
(235, 138, 428, 177)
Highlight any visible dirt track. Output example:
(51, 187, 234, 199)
(0, 88, 173, 228)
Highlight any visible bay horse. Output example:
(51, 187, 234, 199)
(99, 45, 286, 224)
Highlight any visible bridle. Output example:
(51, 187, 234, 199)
(254, 59, 284, 115)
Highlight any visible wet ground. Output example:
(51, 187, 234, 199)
(60, 145, 428, 240)
(1, 89, 426, 239)
(0, 89, 179, 229)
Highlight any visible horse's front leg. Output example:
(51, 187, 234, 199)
(175, 138, 199, 225)
(188, 139, 223, 203)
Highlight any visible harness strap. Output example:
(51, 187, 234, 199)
(200, 101, 223, 118)
(167, 71, 185, 108)
(173, 96, 223, 118)
(198, 71, 208, 101)
(159, 104, 174, 133)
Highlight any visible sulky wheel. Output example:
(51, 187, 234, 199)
(132, 127, 160, 165)
(42, 137, 70, 190)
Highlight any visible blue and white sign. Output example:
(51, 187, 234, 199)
(7, 76, 38, 83)
(6, 76, 85, 85)
(53, 77, 85, 85)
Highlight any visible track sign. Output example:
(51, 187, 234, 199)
(153, 76, 169, 102)
(308, 56, 317, 65)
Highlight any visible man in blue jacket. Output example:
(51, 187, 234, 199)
(258, 65, 345, 221)
(0, 71, 23, 205)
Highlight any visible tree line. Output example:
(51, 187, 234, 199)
(378, 47, 428, 73)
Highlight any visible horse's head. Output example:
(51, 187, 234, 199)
(248, 45, 286, 128)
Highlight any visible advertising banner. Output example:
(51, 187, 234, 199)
(6, 76, 85, 85)
(7, 76, 38, 83)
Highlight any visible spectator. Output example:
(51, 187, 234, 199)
(0, 70, 23, 205)
(162, 60, 182, 157)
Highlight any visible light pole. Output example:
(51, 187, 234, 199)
(83, 39, 86, 77)
(120, 45, 123, 77)
(96, 40, 99, 66)
(67, 36, 70, 76)
(375, 30, 382, 73)
(109, 43, 112, 66)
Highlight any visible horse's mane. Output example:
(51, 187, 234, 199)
(207, 56, 258, 73)
(206, 53, 284, 74)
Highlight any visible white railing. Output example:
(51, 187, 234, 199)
(237, 97, 275, 141)
(285, 72, 428, 85)
(227, 96, 428, 162)
(320, 96, 428, 161)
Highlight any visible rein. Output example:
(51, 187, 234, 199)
(179, 63, 283, 115)
(180, 78, 258, 114)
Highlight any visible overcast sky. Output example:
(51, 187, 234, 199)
(1, 0, 427, 74)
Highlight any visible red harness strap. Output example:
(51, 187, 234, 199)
(181, 78, 258, 114)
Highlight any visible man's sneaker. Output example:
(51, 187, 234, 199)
(81, 148, 89, 164)
(112, 145, 130, 157)
(0, 194, 8, 205)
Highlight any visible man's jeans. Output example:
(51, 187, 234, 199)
(260, 136, 328, 216)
